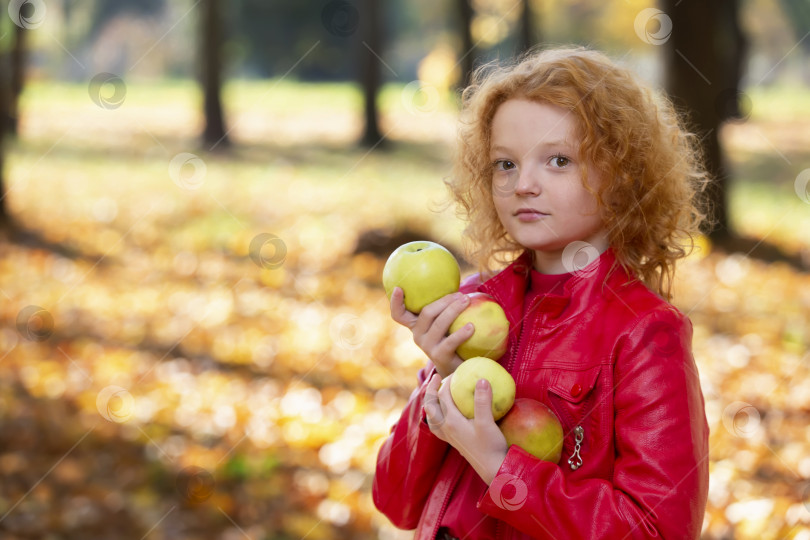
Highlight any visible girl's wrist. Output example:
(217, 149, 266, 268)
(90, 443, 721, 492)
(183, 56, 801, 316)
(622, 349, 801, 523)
(464, 447, 507, 485)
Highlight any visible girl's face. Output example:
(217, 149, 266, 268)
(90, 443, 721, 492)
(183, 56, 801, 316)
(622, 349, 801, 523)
(490, 98, 609, 274)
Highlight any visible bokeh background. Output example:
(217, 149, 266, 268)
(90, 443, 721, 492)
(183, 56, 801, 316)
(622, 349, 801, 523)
(0, 0, 808, 539)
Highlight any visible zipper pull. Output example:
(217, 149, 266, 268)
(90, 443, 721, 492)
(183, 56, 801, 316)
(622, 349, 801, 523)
(568, 425, 584, 470)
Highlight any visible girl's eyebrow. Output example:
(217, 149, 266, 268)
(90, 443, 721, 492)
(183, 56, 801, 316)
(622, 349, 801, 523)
(490, 141, 574, 154)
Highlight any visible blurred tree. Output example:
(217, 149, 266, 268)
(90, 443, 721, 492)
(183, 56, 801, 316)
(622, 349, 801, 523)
(0, 0, 12, 230)
(517, 0, 538, 55)
(0, 2, 23, 139)
(89, 0, 166, 37)
(201, 0, 231, 149)
(777, 0, 810, 80)
(457, 0, 476, 88)
(358, 0, 383, 147)
(661, 0, 746, 243)
(662, 0, 805, 268)
(9, 21, 24, 136)
(233, 1, 356, 80)
(777, 0, 810, 46)
(533, 0, 601, 49)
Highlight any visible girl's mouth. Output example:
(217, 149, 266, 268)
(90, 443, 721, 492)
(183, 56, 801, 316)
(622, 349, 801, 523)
(515, 208, 549, 221)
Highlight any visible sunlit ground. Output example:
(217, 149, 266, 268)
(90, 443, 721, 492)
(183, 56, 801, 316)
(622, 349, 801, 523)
(0, 79, 808, 539)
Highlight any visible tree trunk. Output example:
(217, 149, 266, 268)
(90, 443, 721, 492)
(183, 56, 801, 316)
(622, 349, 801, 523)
(517, 0, 536, 56)
(359, 0, 383, 147)
(0, 0, 10, 230)
(457, 0, 475, 89)
(201, 0, 230, 149)
(9, 20, 25, 136)
(661, 0, 745, 243)
(0, 127, 8, 232)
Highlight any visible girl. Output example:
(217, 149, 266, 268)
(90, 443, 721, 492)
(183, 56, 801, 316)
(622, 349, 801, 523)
(373, 47, 710, 539)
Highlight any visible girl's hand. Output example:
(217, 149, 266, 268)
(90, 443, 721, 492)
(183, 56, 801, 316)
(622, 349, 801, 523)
(423, 372, 509, 485)
(389, 287, 475, 379)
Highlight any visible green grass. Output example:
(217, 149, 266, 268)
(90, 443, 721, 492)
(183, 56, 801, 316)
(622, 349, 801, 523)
(14, 78, 810, 254)
(745, 83, 810, 121)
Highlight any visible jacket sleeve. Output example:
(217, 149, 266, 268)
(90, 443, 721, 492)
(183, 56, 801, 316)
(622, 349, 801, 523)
(477, 308, 710, 539)
(372, 365, 451, 529)
(460, 272, 484, 294)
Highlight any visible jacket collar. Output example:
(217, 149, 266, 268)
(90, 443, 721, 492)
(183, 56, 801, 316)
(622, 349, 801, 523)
(479, 248, 634, 327)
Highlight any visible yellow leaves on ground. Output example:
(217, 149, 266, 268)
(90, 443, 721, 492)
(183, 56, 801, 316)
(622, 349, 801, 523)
(0, 81, 808, 538)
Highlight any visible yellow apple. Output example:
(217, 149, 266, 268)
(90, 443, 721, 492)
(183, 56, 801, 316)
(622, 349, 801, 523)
(382, 241, 460, 314)
(448, 292, 509, 360)
(498, 398, 564, 463)
(450, 356, 515, 420)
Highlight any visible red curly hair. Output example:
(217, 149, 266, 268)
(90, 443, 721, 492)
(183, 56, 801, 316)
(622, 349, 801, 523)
(447, 46, 709, 299)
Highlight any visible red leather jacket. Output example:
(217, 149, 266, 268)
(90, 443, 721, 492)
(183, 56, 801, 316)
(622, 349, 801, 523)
(373, 249, 709, 539)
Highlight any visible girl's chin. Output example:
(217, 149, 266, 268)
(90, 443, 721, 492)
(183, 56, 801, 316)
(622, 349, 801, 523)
(514, 240, 567, 253)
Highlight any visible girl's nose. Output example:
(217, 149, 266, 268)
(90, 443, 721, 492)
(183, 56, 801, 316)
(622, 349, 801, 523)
(514, 169, 540, 196)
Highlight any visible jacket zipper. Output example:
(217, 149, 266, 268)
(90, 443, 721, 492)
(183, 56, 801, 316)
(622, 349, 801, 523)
(549, 390, 593, 471)
(505, 305, 528, 377)
(507, 293, 542, 376)
(493, 295, 534, 540)
(494, 289, 559, 539)
(568, 426, 584, 470)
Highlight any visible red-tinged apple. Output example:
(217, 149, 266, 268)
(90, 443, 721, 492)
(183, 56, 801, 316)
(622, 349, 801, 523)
(498, 398, 564, 463)
(382, 241, 460, 314)
(450, 356, 515, 420)
(448, 292, 509, 360)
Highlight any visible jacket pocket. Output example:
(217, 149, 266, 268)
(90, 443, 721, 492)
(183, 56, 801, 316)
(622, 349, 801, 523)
(547, 364, 603, 471)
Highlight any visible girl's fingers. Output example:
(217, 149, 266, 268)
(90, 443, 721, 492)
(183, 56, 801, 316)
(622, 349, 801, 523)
(413, 292, 468, 336)
(415, 294, 473, 364)
(421, 293, 472, 345)
(390, 287, 417, 327)
(436, 372, 456, 408)
(434, 321, 475, 360)
(473, 378, 495, 426)
(423, 373, 445, 429)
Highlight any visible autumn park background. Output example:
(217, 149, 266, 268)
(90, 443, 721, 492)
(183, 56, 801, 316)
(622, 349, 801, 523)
(0, 0, 808, 538)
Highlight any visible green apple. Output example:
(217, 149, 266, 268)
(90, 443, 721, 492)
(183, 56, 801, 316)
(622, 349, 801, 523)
(382, 241, 460, 314)
(448, 292, 509, 360)
(498, 398, 564, 463)
(450, 356, 515, 420)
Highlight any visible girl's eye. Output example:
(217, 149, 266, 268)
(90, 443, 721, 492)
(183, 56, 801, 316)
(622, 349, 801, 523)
(550, 155, 570, 168)
(494, 160, 516, 171)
